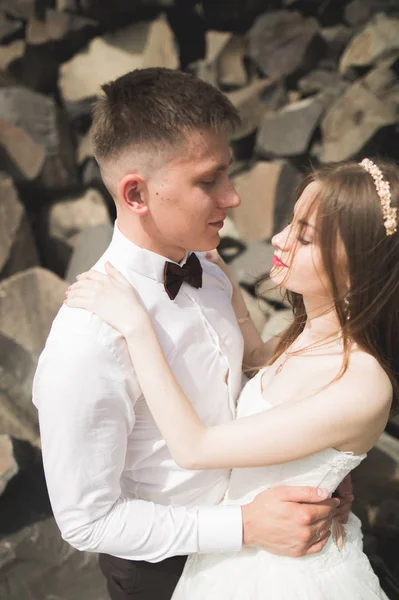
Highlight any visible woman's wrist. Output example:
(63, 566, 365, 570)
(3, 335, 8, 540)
(122, 311, 152, 340)
(237, 312, 251, 325)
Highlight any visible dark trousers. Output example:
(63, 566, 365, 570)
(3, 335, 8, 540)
(99, 553, 188, 600)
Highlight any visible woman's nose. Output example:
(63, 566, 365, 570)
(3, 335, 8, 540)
(272, 225, 291, 251)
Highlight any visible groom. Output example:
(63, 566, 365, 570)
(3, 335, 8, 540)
(33, 68, 350, 600)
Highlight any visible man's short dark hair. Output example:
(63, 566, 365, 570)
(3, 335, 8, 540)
(91, 67, 241, 163)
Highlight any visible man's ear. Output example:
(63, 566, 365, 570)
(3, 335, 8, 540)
(119, 174, 149, 215)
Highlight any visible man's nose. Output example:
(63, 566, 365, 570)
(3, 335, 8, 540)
(217, 179, 240, 209)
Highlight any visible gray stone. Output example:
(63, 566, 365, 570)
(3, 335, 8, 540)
(0, 518, 107, 600)
(0, 14, 23, 44)
(0, 332, 40, 442)
(218, 214, 247, 263)
(0, 267, 67, 357)
(352, 431, 399, 536)
(26, 8, 98, 56)
(177, 31, 232, 88)
(0, 0, 38, 20)
(82, 156, 104, 188)
(189, 58, 218, 88)
(228, 79, 283, 142)
(202, 0, 265, 32)
(321, 79, 397, 162)
(374, 498, 399, 532)
(0, 69, 19, 88)
(231, 160, 301, 243)
(66, 223, 113, 283)
(0, 174, 39, 279)
(344, 0, 399, 27)
(362, 57, 399, 104)
(65, 97, 94, 134)
(77, 130, 93, 164)
(219, 215, 243, 243)
(298, 69, 347, 96)
(0, 118, 45, 181)
(256, 95, 325, 158)
(339, 13, 399, 74)
(217, 34, 247, 89)
(0, 434, 17, 496)
(0, 269, 67, 440)
(57, 0, 173, 25)
(205, 30, 232, 65)
(320, 25, 354, 63)
(6, 39, 60, 93)
(0, 86, 76, 189)
(387, 413, 399, 438)
(0, 39, 25, 70)
(261, 308, 293, 341)
(50, 189, 110, 242)
(248, 10, 325, 79)
(59, 15, 179, 102)
(229, 242, 275, 285)
(45, 189, 110, 276)
(0, 393, 38, 442)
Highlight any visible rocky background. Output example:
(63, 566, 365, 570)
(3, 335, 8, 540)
(0, 0, 399, 598)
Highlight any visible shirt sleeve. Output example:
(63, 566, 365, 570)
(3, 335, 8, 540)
(33, 319, 243, 562)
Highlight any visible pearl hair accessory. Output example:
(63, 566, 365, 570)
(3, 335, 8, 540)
(359, 158, 397, 236)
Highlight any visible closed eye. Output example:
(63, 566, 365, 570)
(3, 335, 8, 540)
(200, 172, 224, 186)
(297, 237, 311, 245)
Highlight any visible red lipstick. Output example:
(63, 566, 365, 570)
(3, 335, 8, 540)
(272, 255, 288, 268)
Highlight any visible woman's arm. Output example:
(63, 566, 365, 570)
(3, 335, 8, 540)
(66, 265, 392, 471)
(123, 317, 391, 469)
(205, 250, 278, 368)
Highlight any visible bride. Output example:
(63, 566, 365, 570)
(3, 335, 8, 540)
(66, 158, 398, 599)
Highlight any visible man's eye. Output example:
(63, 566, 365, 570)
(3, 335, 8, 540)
(201, 179, 217, 186)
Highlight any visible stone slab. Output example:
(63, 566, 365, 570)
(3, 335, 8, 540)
(60, 15, 178, 102)
(321, 80, 397, 162)
(231, 160, 301, 243)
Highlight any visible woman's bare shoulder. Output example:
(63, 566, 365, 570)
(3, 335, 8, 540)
(347, 349, 393, 411)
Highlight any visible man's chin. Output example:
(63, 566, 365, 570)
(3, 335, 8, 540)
(189, 234, 220, 253)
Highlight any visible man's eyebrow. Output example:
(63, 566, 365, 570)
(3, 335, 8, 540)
(199, 155, 234, 175)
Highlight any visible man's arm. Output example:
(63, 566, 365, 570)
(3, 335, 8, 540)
(33, 326, 242, 561)
(34, 325, 337, 560)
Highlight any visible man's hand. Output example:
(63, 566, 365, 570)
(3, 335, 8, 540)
(241, 486, 340, 558)
(333, 474, 354, 524)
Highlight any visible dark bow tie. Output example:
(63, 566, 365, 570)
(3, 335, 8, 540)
(163, 252, 203, 300)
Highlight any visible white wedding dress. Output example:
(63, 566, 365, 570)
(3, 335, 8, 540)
(172, 368, 388, 600)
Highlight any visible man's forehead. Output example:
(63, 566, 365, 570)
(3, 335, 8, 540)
(170, 128, 232, 168)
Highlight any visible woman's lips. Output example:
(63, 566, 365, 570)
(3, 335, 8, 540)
(272, 255, 288, 268)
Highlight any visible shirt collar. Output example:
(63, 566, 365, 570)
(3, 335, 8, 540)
(108, 221, 191, 283)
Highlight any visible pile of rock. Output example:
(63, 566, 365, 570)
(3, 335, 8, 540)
(0, 0, 398, 598)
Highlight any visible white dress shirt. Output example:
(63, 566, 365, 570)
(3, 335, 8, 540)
(33, 222, 245, 562)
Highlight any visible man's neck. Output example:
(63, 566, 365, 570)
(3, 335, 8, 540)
(116, 220, 186, 263)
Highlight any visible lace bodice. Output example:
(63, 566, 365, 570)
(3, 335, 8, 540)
(224, 368, 366, 506)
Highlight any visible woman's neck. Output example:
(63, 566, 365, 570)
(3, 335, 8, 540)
(300, 296, 341, 345)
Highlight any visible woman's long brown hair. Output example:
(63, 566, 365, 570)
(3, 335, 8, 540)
(264, 159, 399, 415)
